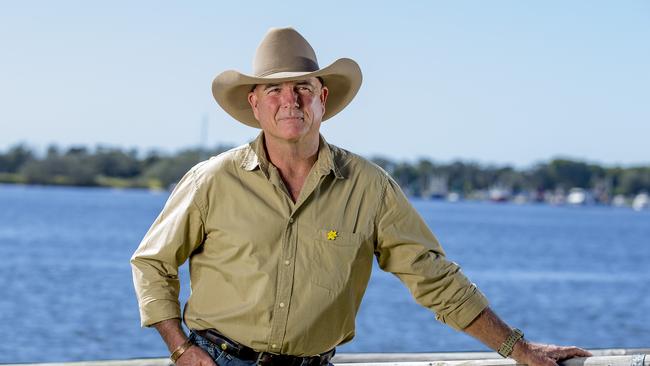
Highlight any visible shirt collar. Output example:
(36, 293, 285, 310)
(316, 134, 344, 179)
(240, 131, 267, 174)
(240, 131, 344, 180)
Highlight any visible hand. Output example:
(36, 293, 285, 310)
(513, 340, 592, 366)
(175, 345, 217, 366)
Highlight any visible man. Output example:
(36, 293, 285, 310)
(131, 27, 591, 366)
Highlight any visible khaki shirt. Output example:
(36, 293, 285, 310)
(131, 132, 488, 356)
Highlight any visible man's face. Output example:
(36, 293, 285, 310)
(248, 77, 328, 144)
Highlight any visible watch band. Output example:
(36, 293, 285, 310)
(497, 328, 524, 358)
(170, 338, 194, 363)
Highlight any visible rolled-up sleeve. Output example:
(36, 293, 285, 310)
(374, 175, 488, 330)
(130, 166, 207, 327)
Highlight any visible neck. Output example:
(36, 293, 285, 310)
(263, 133, 320, 177)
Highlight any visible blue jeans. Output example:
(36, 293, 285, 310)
(188, 331, 334, 366)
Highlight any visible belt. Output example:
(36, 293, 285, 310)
(193, 329, 335, 366)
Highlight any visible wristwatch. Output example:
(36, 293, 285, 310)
(497, 328, 524, 358)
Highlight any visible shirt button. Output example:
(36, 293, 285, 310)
(279, 302, 285, 308)
(288, 217, 294, 223)
(284, 260, 290, 265)
(271, 344, 277, 349)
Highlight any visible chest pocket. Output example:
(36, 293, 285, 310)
(304, 229, 363, 292)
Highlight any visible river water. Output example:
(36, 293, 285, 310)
(0, 184, 648, 363)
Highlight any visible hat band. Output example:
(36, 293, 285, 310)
(255, 57, 320, 77)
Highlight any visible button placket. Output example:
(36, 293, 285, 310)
(267, 215, 297, 352)
(284, 218, 295, 266)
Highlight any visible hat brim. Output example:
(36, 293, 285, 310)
(212, 58, 362, 128)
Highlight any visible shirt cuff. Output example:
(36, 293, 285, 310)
(139, 299, 182, 327)
(436, 288, 489, 331)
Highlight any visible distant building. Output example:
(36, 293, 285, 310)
(422, 175, 448, 199)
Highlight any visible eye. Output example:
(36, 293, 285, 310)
(266, 87, 280, 95)
(297, 86, 313, 93)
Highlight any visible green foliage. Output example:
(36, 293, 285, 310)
(19, 151, 96, 186)
(142, 149, 204, 188)
(0, 172, 26, 184)
(0, 144, 233, 189)
(0, 144, 34, 173)
(93, 147, 141, 178)
(618, 167, 650, 195)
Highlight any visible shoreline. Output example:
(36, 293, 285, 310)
(1, 181, 647, 210)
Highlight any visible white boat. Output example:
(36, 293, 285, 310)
(632, 192, 649, 211)
(611, 194, 627, 207)
(488, 186, 511, 202)
(446, 192, 460, 202)
(567, 188, 594, 205)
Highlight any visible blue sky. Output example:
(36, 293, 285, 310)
(1, 1, 648, 167)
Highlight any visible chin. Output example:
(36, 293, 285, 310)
(278, 127, 310, 141)
(280, 133, 306, 143)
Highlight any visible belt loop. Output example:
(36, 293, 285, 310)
(256, 352, 266, 366)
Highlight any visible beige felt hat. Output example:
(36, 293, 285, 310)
(212, 27, 362, 128)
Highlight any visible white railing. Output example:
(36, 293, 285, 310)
(3, 349, 648, 366)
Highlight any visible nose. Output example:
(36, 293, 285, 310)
(279, 87, 299, 108)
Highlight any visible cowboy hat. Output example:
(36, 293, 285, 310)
(212, 27, 362, 128)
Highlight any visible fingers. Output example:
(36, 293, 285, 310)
(197, 348, 218, 366)
(198, 352, 218, 366)
(177, 346, 218, 366)
(522, 343, 591, 366)
(200, 358, 218, 366)
(555, 346, 593, 361)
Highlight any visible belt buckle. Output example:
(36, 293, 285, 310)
(254, 349, 333, 366)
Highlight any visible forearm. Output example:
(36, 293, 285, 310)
(153, 318, 189, 353)
(463, 307, 528, 360)
(462, 307, 523, 354)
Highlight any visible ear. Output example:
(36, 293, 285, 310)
(248, 91, 260, 120)
(320, 86, 329, 111)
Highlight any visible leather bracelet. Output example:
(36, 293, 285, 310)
(170, 338, 194, 363)
(497, 328, 524, 358)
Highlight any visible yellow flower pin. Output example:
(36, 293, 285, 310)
(327, 230, 338, 240)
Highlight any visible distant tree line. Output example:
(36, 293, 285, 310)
(373, 157, 650, 198)
(0, 143, 649, 197)
(0, 144, 232, 189)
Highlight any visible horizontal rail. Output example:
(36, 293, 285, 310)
(3, 350, 647, 366)
(335, 355, 648, 366)
(335, 349, 650, 362)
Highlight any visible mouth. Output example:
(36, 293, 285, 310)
(277, 116, 304, 122)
